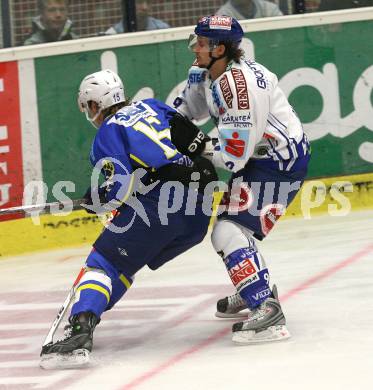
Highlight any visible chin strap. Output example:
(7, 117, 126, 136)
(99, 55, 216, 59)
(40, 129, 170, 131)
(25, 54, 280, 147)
(84, 108, 102, 129)
(206, 52, 226, 70)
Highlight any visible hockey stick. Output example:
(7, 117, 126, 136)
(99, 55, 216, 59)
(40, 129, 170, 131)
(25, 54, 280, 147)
(41, 267, 86, 351)
(0, 198, 87, 217)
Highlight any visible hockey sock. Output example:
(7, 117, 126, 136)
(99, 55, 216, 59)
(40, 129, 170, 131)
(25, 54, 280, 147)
(211, 220, 272, 309)
(105, 273, 133, 311)
(70, 268, 112, 319)
(70, 249, 132, 318)
(224, 245, 271, 309)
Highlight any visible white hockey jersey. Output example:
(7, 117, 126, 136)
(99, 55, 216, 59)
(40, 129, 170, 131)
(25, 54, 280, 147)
(175, 59, 308, 173)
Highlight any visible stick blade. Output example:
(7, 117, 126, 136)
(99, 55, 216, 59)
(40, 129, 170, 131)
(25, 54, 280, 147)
(39, 348, 90, 370)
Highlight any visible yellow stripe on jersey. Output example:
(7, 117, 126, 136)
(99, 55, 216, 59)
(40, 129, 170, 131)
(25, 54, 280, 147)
(77, 284, 110, 303)
(119, 274, 132, 289)
(130, 153, 149, 168)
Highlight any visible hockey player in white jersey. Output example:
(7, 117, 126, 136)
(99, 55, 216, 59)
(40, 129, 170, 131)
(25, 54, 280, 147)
(172, 15, 311, 344)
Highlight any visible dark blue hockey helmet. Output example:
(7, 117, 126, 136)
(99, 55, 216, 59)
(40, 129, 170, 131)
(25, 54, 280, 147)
(194, 15, 244, 47)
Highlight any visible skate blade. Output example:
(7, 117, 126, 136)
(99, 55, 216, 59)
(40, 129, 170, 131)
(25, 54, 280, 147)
(40, 348, 90, 369)
(232, 325, 291, 345)
(215, 310, 249, 319)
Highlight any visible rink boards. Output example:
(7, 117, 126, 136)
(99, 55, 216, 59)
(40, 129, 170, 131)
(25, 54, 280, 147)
(0, 9, 373, 216)
(1, 8, 373, 257)
(0, 172, 372, 258)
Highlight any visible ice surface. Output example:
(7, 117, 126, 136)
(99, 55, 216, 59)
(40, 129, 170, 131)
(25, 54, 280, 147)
(0, 210, 372, 390)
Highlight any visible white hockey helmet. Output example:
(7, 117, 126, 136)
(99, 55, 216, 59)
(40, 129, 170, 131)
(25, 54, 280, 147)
(78, 69, 126, 127)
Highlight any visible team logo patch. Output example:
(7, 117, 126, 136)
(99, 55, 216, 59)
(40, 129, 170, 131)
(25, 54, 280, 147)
(220, 183, 253, 213)
(228, 258, 258, 290)
(232, 68, 250, 109)
(260, 204, 285, 236)
(102, 160, 115, 180)
(220, 129, 249, 160)
(209, 16, 232, 30)
(225, 131, 246, 157)
(219, 75, 233, 108)
(114, 101, 158, 127)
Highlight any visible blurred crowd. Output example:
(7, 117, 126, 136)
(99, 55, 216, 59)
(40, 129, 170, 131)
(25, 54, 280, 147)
(1, 0, 372, 48)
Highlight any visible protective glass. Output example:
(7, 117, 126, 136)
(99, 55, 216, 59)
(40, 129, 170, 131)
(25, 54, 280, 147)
(188, 34, 219, 52)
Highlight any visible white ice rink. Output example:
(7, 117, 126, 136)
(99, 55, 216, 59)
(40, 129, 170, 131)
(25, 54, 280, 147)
(0, 210, 372, 390)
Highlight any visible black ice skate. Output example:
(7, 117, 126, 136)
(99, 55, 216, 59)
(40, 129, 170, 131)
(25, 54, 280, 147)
(40, 312, 98, 369)
(215, 291, 249, 318)
(231, 285, 291, 344)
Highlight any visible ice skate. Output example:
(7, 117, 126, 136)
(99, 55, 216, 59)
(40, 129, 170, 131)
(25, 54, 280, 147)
(40, 312, 98, 369)
(215, 291, 249, 318)
(232, 285, 291, 344)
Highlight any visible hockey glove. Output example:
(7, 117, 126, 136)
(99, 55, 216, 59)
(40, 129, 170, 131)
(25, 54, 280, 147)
(148, 157, 217, 193)
(192, 156, 218, 191)
(169, 113, 210, 159)
(83, 186, 108, 214)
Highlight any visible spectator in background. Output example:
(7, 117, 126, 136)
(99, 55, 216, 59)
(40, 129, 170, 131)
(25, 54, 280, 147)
(24, 0, 77, 45)
(276, 0, 291, 14)
(106, 0, 170, 34)
(216, 0, 283, 19)
(318, 0, 373, 11)
(305, 0, 322, 12)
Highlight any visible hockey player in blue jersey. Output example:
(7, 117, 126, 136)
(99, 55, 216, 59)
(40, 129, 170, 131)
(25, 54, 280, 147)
(171, 15, 311, 344)
(40, 69, 217, 368)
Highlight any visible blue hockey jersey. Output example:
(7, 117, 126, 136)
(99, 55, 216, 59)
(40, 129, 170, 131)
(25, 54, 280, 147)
(90, 98, 191, 203)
